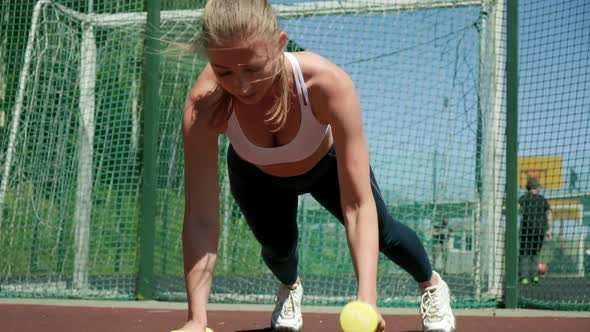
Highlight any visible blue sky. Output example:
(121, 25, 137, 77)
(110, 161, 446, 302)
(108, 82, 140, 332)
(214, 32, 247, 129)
(273, 0, 589, 202)
(518, 0, 589, 197)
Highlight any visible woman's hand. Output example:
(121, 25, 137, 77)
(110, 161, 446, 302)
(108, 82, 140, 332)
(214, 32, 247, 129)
(359, 301, 386, 332)
(375, 310, 386, 332)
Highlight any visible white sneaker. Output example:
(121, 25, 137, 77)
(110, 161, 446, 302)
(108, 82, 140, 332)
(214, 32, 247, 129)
(420, 271, 456, 332)
(271, 279, 303, 332)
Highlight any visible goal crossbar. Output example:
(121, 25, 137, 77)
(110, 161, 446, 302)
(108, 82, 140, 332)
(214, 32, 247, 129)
(50, 0, 483, 28)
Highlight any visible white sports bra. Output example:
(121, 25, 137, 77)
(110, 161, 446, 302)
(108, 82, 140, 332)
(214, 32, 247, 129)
(224, 52, 331, 166)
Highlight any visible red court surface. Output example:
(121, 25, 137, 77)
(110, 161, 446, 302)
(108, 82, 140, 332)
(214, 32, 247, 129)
(1, 299, 589, 332)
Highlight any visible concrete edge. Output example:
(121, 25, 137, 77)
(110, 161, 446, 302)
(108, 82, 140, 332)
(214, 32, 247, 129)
(1, 298, 589, 318)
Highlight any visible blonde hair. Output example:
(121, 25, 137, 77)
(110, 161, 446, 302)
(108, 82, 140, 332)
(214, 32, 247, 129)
(200, 0, 290, 132)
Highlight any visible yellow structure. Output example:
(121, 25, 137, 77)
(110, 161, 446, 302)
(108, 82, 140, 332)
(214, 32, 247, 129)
(518, 156, 563, 189)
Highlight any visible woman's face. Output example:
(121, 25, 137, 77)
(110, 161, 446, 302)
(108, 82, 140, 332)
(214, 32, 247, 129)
(207, 37, 283, 105)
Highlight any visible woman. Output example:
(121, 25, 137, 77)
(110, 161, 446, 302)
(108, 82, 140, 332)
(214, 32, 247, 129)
(177, 1, 455, 331)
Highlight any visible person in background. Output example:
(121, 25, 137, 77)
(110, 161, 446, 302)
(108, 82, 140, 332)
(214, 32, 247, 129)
(518, 177, 553, 284)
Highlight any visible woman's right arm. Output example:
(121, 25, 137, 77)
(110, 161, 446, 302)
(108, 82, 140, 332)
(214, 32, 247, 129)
(180, 73, 221, 330)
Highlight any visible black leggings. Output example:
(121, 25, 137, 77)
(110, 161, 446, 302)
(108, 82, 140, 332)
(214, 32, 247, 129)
(227, 144, 432, 285)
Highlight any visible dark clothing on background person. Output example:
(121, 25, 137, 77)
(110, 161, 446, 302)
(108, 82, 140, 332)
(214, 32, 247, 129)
(519, 191, 551, 237)
(518, 188, 551, 282)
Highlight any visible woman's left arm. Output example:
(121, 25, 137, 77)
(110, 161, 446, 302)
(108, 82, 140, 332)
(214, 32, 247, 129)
(311, 59, 379, 305)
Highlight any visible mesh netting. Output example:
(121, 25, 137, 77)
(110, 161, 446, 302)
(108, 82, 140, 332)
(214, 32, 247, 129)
(0, 0, 588, 310)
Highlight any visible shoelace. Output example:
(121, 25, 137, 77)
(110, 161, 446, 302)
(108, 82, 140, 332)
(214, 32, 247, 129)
(276, 285, 298, 317)
(420, 287, 442, 321)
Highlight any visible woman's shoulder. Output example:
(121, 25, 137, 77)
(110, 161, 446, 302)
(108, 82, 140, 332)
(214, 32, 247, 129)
(184, 64, 227, 134)
(190, 64, 219, 102)
(292, 51, 354, 92)
(291, 51, 357, 124)
(291, 51, 340, 75)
